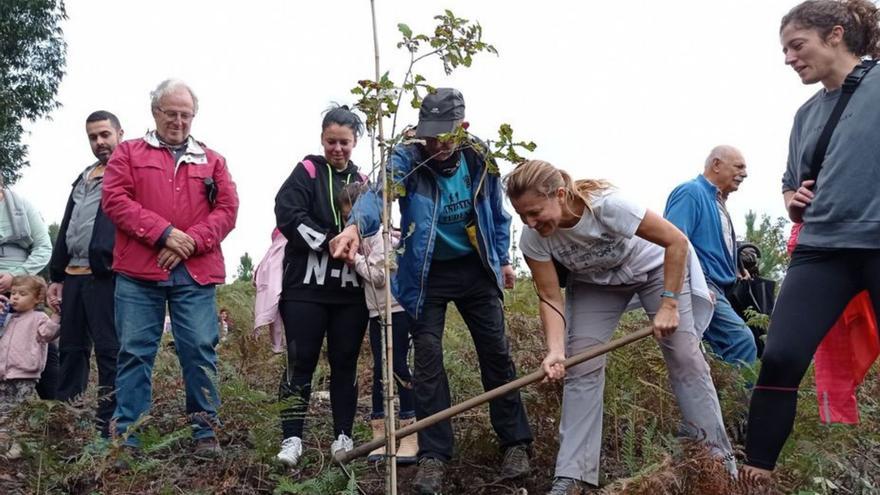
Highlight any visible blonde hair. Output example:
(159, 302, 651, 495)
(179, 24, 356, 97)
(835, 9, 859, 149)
(11, 275, 47, 303)
(503, 160, 611, 214)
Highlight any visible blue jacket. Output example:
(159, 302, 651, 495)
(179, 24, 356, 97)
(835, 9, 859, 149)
(664, 174, 737, 287)
(350, 138, 511, 318)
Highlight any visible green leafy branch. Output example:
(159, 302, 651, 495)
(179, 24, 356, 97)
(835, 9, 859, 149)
(351, 9, 505, 173)
(743, 308, 770, 331)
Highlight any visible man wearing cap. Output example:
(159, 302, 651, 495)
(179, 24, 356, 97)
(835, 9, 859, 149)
(331, 88, 532, 494)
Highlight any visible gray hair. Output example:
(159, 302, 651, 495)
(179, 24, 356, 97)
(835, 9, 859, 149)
(704, 144, 742, 170)
(150, 79, 199, 114)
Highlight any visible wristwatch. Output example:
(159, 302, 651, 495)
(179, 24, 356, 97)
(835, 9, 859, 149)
(660, 290, 679, 300)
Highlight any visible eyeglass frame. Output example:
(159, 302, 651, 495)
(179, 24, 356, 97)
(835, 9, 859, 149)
(154, 107, 195, 122)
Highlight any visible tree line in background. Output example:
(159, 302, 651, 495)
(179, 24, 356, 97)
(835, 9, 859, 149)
(0, 0, 67, 185)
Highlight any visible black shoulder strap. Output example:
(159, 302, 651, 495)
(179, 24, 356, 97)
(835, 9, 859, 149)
(806, 59, 877, 184)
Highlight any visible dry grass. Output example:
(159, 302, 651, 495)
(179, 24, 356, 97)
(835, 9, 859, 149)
(1, 280, 877, 494)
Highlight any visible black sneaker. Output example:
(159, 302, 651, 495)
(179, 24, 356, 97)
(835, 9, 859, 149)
(547, 477, 588, 495)
(412, 457, 446, 494)
(499, 444, 531, 480)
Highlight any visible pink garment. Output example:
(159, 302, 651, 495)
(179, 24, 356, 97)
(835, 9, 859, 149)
(788, 223, 880, 424)
(353, 226, 403, 318)
(253, 229, 286, 353)
(0, 310, 59, 380)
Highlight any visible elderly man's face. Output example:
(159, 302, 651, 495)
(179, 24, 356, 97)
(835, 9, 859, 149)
(714, 152, 748, 195)
(153, 88, 195, 146)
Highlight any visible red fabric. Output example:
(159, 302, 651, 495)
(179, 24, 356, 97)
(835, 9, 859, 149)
(102, 138, 239, 284)
(814, 292, 878, 424)
(786, 222, 802, 256)
(788, 223, 879, 424)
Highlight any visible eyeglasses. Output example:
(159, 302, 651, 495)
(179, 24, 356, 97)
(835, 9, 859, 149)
(155, 107, 195, 122)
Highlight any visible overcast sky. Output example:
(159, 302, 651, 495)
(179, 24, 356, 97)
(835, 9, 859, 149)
(19, 0, 813, 280)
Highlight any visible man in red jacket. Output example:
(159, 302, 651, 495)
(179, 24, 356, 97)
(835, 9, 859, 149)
(102, 79, 239, 456)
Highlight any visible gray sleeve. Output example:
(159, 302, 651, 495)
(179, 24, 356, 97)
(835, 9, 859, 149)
(19, 198, 52, 275)
(782, 117, 800, 193)
(593, 192, 646, 239)
(518, 227, 551, 262)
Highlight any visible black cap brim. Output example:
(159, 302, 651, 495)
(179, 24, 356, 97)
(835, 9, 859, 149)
(415, 120, 457, 138)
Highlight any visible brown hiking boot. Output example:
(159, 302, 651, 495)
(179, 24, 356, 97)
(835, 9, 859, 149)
(412, 457, 446, 494)
(367, 418, 386, 462)
(396, 418, 419, 465)
(194, 437, 222, 458)
(499, 444, 531, 479)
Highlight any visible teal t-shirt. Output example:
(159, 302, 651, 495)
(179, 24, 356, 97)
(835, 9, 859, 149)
(432, 155, 475, 261)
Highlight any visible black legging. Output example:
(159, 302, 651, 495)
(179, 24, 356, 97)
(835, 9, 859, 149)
(278, 300, 368, 440)
(745, 247, 880, 470)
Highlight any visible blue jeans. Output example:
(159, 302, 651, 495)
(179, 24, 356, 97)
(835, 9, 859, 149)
(704, 282, 758, 366)
(112, 275, 219, 445)
(369, 312, 415, 420)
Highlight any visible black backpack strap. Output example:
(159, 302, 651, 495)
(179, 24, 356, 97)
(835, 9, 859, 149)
(805, 59, 877, 184)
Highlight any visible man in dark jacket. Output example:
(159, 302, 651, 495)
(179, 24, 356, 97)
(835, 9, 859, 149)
(47, 110, 123, 438)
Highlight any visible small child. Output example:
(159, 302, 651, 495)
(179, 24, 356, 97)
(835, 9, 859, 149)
(337, 183, 419, 464)
(0, 275, 60, 458)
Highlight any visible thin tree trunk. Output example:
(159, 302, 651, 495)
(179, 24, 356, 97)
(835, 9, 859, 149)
(368, 1, 397, 494)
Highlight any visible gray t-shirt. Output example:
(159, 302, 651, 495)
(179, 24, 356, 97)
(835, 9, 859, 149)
(782, 67, 880, 248)
(66, 163, 105, 267)
(520, 191, 664, 285)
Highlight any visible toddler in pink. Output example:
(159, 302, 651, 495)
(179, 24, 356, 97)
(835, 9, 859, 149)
(0, 275, 60, 458)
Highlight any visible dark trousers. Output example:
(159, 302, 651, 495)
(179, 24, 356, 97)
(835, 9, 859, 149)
(413, 254, 532, 461)
(369, 311, 415, 419)
(745, 248, 880, 470)
(57, 274, 118, 436)
(279, 300, 368, 439)
(36, 342, 59, 400)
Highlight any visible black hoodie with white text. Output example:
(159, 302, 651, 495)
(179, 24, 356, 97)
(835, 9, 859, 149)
(274, 155, 366, 304)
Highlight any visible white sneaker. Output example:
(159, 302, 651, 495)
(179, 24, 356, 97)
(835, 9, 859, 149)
(723, 453, 739, 479)
(330, 433, 353, 457)
(276, 436, 303, 466)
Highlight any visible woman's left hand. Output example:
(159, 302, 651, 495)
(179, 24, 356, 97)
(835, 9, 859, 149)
(652, 299, 680, 339)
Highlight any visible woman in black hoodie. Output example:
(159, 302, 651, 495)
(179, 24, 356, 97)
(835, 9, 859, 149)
(273, 105, 368, 466)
